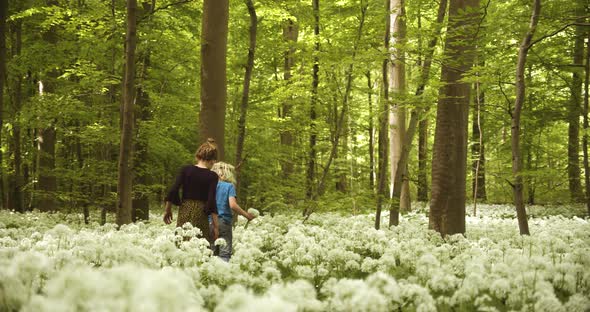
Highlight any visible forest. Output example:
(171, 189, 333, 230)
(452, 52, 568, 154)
(0, 0, 589, 311)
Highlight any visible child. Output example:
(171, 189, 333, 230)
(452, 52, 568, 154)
(210, 162, 255, 261)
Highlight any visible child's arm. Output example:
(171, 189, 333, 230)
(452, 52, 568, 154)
(229, 197, 255, 221)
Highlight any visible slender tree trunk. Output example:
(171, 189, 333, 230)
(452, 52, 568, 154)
(429, 0, 480, 236)
(568, 1, 585, 203)
(0, 0, 6, 209)
(306, 0, 320, 202)
(511, 0, 540, 236)
(388, 0, 407, 226)
(235, 0, 257, 195)
(417, 118, 428, 201)
(375, 0, 391, 230)
(367, 71, 375, 191)
(280, 19, 298, 178)
(116, 0, 137, 226)
(200, 0, 229, 160)
(583, 30, 590, 215)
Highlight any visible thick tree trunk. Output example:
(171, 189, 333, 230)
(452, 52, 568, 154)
(367, 71, 375, 191)
(375, 0, 391, 230)
(471, 80, 486, 202)
(568, 1, 585, 203)
(280, 19, 298, 178)
(429, 0, 480, 236)
(511, 0, 540, 236)
(116, 0, 137, 226)
(200, 0, 229, 160)
(306, 0, 320, 202)
(235, 0, 257, 196)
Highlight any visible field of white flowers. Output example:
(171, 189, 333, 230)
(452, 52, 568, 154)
(0, 204, 589, 312)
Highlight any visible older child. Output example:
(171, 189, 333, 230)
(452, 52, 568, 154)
(163, 138, 219, 243)
(210, 162, 255, 261)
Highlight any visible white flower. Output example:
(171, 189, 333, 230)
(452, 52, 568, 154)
(564, 293, 590, 312)
(214, 238, 227, 247)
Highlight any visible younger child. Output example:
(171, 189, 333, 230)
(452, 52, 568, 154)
(210, 162, 255, 261)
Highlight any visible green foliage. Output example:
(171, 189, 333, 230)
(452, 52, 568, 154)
(0, 0, 587, 214)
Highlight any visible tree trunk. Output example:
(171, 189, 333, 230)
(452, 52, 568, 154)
(375, 0, 391, 230)
(235, 0, 257, 196)
(471, 79, 486, 202)
(429, 0, 480, 236)
(200, 0, 229, 160)
(417, 118, 428, 201)
(511, 0, 540, 236)
(116, 0, 138, 226)
(388, 0, 408, 226)
(583, 30, 590, 215)
(280, 19, 298, 178)
(0, 0, 6, 209)
(389, 0, 410, 225)
(306, 0, 320, 202)
(568, 1, 585, 203)
(367, 71, 375, 191)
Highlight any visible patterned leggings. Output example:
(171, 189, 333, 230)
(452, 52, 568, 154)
(176, 200, 211, 244)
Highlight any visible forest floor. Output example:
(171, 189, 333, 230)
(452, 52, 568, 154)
(0, 204, 589, 312)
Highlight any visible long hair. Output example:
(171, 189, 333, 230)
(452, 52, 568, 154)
(211, 162, 236, 184)
(195, 138, 218, 161)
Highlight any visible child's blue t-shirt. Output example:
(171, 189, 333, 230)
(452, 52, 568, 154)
(211, 181, 236, 224)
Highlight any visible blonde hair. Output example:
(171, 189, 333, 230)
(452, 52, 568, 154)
(211, 162, 236, 184)
(195, 138, 218, 161)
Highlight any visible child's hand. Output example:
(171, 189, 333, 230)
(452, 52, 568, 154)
(163, 210, 173, 224)
(246, 213, 255, 221)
